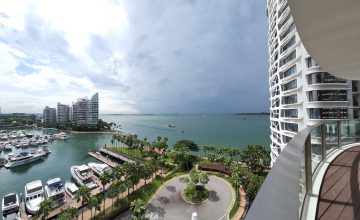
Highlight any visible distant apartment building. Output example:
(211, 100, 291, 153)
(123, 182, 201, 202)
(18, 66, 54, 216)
(57, 102, 71, 124)
(72, 93, 99, 128)
(43, 106, 57, 125)
(267, 0, 360, 165)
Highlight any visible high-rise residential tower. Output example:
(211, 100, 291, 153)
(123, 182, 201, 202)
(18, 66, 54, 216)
(57, 102, 71, 124)
(267, 0, 360, 165)
(43, 106, 57, 125)
(72, 93, 99, 128)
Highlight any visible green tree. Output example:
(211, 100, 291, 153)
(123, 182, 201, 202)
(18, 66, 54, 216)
(58, 207, 79, 220)
(99, 170, 112, 214)
(174, 140, 199, 152)
(130, 199, 147, 220)
(108, 183, 120, 211)
(246, 173, 264, 200)
(240, 145, 268, 173)
(34, 200, 53, 220)
(88, 195, 101, 218)
(199, 172, 209, 186)
(75, 185, 91, 220)
(190, 170, 199, 185)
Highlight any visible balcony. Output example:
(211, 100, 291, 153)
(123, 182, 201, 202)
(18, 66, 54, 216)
(246, 119, 360, 220)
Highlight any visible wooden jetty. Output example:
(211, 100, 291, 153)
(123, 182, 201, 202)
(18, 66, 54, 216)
(99, 147, 135, 164)
(88, 151, 118, 168)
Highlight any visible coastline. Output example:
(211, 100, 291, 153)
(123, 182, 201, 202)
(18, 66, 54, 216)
(70, 130, 129, 135)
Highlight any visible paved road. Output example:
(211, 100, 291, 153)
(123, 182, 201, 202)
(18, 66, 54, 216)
(116, 175, 234, 220)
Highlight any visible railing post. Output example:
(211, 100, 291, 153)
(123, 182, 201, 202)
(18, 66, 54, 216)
(305, 134, 313, 195)
(337, 121, 341, 148)
(321, 124, 326, 160)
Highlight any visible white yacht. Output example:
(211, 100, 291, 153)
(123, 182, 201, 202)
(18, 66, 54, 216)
(70, 165, 97, 189)
(41, 146, 51, 155)
(44, 178, 66, 208)
(5, 151, 46, 168)
(64, 181, 78, 199)
(24, 180, 44, 215)
(29, 138, 37, 146)
(88, 162, 112, 177)
(2, 193, 20, 220)
(4, 144, 12, 151)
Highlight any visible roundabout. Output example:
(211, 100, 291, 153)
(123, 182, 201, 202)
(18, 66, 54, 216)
(145, 175, 235, 220)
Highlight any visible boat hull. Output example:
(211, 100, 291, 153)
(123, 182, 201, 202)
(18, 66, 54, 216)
(5, 154, 45, 168)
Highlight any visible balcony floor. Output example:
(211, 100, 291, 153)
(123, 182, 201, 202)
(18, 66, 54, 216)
(316, 145, 360, 220)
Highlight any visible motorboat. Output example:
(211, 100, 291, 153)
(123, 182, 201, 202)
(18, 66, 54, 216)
(2, 193, 20, 220)
(44, 178, 66, 208)
(0, 156, 7, 167)
(1, 135, 8, 141)
(88, 162, 112, 177)
(64, 181, 78, 199)
(4, 144, 12, 151)
(41, 146, 51, 155)
(29, 138, 37, 146)
(168, 124, 176, 128)
(25, 133, 33, 138)
(24, 180, 44, 215)
(70, 165, 97, 189)
(5, 151, 46, 168)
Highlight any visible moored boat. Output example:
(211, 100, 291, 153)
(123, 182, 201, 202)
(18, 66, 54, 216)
(5, 151, 46, 168)
(70, 165, 97, 189)
(64, 181, 78, 199)
(2, 193, 20, 220)
(88, 162, 112, 177)
(24, 180, 44, 215)
(44, 178, 66, 207)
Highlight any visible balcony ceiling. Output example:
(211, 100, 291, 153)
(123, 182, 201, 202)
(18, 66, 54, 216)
(288, 0, 360, 80)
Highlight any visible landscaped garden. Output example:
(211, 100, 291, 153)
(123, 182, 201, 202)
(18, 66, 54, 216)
(61, 133, 271, 220)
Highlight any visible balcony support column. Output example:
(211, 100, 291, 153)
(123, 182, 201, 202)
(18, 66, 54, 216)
(337, 121, 341, 148)
(305, 134, 313, 195)
(321, 125, 326, 160)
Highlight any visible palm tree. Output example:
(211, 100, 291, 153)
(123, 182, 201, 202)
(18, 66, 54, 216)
(111, 138, 114, 146)
(203, 145, 208, 157)
(58, 207, 79, 220)
(130, 199, 147, 220)
(34, 200, 53, 220)
(99, 170, 112, 215)
(75, 185, 91, 220)
(88, 195, 101, 218)
(112, 165, 124, 201)
(107, 183, 120, 211)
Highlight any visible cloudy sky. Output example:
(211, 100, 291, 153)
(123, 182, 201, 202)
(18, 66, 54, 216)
(0, 0, 268, 114)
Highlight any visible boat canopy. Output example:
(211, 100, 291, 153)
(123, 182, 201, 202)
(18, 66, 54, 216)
(47, 178, 63, 188)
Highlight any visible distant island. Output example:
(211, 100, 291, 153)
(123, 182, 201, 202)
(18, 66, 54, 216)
(234, 112, 270, 115)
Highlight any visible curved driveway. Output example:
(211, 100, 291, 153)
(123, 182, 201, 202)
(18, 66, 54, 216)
(115, 175, 235, 220)
(146, 175, 234, 220)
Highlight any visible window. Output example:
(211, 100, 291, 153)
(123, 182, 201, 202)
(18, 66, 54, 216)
(280, 65, 296, 79)
(282, 94, 297, 104)
(282, 79, 297, 91)
(307, 72, 347, 84)
(282, 135, 292, 144)
(280, 50, 296, 66)
(281, 36, 295, 53)
(281, 122, 298, 132)
(280, 22, 295, 40)
(306, 57, 318, 68)
(281, 109, 298, 118)
(309, 108, 348, 119)
(308, 90, 347, 102)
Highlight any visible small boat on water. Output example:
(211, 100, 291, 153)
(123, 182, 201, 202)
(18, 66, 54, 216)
(24, 180, 44, 215)
(2, 193, 20, 220)
(4, 144, 12, 151)
(44, 178, 66, 208)
(41, 146, 51, 155)
(64, 181, 78, 199)
(70, 165, 97, 189)
(168, 124, 176, 128)
(5, 151, 46, 168)
(88, 162, 112, 177)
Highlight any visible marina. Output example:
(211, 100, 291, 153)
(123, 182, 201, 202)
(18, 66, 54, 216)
(0, 114, 270, 218)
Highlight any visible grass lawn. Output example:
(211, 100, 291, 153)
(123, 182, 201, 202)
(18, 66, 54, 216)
(107, 146, 144, 161)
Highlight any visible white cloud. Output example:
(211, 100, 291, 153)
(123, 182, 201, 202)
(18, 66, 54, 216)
(0, 0, 269, 114)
